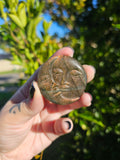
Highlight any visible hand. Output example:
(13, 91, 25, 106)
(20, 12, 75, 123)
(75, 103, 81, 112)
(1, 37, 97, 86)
(0, 47, 95, 160)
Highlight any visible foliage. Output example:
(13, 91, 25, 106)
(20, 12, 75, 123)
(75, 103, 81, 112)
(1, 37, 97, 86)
(0, 0, 59, 79)
(0, 0, 120, 160)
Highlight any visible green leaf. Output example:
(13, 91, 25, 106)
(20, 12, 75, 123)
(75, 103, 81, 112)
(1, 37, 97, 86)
(5, 0, 18, 13)
(34, 61, 39, 70)
(18, 2, 27, 27)
(27, 16, 42, 41)
(79, 113, 105, 128)
(35, 1, 45, 14)
(112, 24, 120, 29)
(26, 0, 35, 16)
(79, 120, 87, 130)
(26, 20, 33, 40)
(8, 13, 23, 29)
(12, 53, 22, 65)
(0, 1, 7, 20)
(24, 48, 32, 61)
(43, 20, 52, 34)
(43, 34, 50, 43)
(27, 0, 35, 8)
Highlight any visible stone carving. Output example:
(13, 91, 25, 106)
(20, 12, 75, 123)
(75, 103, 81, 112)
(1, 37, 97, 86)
(37, 55, 87, 105)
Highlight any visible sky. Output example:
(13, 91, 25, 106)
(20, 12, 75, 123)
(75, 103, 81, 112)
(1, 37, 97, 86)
(36, 13, 70, 38)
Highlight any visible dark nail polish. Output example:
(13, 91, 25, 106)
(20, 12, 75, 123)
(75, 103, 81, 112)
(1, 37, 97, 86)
(65, 121, 71, 130)
(30, 82, 35, 99)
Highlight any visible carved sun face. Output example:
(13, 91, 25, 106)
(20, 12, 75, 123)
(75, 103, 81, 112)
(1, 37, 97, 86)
(37, 56, 87, 105)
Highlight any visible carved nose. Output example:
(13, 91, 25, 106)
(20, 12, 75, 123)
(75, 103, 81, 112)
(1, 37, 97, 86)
(61, 71, 69, 85)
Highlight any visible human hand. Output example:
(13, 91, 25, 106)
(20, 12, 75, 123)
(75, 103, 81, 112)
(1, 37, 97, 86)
(0, 47, 95, 160)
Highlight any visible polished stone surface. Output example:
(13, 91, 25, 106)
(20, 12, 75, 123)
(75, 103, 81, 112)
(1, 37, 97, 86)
(37, 55, 87, 105)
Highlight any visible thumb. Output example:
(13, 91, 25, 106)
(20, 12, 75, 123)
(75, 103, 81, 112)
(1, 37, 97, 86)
(7, 81, 44, 123)
(28, 81, 44, 115)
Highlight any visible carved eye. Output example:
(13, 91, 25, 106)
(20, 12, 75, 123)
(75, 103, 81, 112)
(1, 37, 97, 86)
(70, 70, 81, 77)
(53, 68, 63, 75)
(41, 75, 49, 81)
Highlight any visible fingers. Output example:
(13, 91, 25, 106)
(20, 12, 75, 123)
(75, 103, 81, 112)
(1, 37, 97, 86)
(53, 47, 74, 57)
(54, 118, 73, 134)
(41, 118, 73, 142)
(6, 81, 44, 123)
(55, 92, 92, 117)
(68, 92, 92, 109)
(83, 65, 96, 83)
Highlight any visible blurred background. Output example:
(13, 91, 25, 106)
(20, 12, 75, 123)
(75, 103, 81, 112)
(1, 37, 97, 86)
(0, 0, 120, 160)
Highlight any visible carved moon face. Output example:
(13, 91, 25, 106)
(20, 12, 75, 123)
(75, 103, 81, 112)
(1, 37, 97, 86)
(37, 55, 87, 105)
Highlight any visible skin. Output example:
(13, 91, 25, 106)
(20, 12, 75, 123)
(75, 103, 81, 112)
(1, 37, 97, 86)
(0, 47, 95, 160)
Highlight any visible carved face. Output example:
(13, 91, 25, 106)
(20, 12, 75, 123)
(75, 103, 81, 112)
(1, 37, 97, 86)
(37, 56, 87, 105)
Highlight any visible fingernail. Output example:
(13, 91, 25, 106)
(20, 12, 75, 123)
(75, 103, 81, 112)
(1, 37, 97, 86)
(30, 81, 35, 99)
(65, 121, 72, 130)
